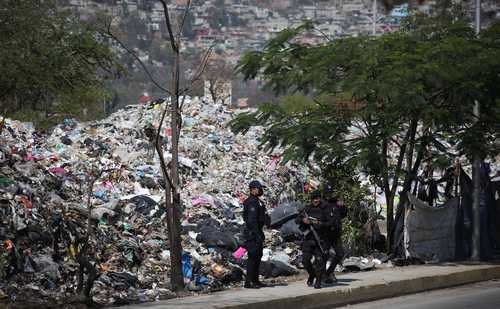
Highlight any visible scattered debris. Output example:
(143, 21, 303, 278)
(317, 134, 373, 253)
(0, 97, 310, 306)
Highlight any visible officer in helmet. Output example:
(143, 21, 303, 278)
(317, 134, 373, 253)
(296, 190, 335, 289)
(243, 180, 270, 288)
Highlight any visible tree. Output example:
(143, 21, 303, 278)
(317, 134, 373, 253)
(99, 0, 211, 290)
(0, 0, 121, 127)
(202, 57, 234, 104)
(155, 0, 212, 291)
(231, 11, 500, 253)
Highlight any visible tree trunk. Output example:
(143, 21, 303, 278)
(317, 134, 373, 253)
(381, 138, 394, 251)
(389, 130, 428, 253)
(385, 119, 418, 252)
(471, 99, 481, 261)
(385, 193, 394, 250)
(168, 37, 184, 291)
(471, 155, 481, 260)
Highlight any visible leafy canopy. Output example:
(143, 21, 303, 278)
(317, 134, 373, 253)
(231, 12, 500, 170)
(0, 0, 122, 127)
(231, 9, 500, 248)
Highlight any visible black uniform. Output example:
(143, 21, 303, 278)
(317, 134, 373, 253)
(325, 202, 347, 278)
(296, 201, 335, 287)
(243, 195, 269, 286)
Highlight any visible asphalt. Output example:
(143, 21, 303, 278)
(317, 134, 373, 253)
(335, 279, 500, 309)
(118, 263, 500, 309)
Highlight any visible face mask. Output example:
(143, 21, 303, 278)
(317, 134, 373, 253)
(257, 188, 263, 196)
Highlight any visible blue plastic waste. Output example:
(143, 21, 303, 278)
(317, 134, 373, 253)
(195, 275, 209, 285)
(182, 253, 192, 279)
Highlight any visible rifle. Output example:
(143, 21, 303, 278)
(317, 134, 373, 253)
(303, 212, 326, 255)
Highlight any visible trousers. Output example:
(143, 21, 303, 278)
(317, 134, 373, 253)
(326, 235, 344, 275)
(302, 239, 328, 282)
(246, 238, 263, 283)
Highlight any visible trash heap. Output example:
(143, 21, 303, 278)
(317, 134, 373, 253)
(0, 97, 310, 306)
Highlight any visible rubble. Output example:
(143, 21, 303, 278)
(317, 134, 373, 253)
(0, 97, 310, 306)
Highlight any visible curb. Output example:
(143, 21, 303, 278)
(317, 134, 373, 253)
(217, 264, 500, 309)
(119, 264, 500, 309)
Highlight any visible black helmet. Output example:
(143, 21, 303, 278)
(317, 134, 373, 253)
(310, 190, 321, 199)
(249, 180, 264, 189)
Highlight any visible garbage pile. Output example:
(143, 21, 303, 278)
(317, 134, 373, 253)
(0, 97, 310, 306)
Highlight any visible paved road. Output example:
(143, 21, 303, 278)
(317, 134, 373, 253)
(336, 280, 500, 309)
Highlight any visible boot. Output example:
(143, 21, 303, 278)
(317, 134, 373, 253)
(254, 281, 269, 288)
(314, 272, 322, 289)
(323, 273, 337, 285)
(244, 282, 260, 289)
(305, 262, 315, 287)
(306, 274, 315, 287)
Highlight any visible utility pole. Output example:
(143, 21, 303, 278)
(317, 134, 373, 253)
(471, 0, 481, 262)
(475, 0, 481, 34)
(372, 0, 377, 35)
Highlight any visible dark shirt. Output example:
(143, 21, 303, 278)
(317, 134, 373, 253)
(328, 203, 346, 240)
(243, 195, 269, 240)
(296, 201, 336, 240)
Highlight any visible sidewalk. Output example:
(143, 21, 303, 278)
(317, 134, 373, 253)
(119, 263, 500, 309)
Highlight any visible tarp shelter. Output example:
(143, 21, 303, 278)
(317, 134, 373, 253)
(392, 166, 500, 262)
(404, 194, 458, 262)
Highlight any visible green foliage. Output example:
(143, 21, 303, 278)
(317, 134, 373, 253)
(322, 161, 375, 255)
(231, 93, 351, 164)
(0, 0, 122, 128)
(232, 13, 500, 170)
(231, 10, 500, 248)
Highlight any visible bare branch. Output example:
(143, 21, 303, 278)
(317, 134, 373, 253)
(156, 138, 175, 189)
(352, 121, 369, 136)
(391, 137, 402, 148)
(155, 107, 169, 150)
(101, 29, 171, 95)
(313, 27, 333, 42)
(190, 45, 214, 84)
(179, 94, 188, 113)
(154, 106, 175, 189)
(179, 45, 214, 95)
(159, 0, 178, 53)
(178, 0, 192, 40)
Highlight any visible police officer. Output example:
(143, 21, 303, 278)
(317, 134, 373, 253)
(296, 190, 335, 289)
(324, 198, 347, 284)
(243, 180, 270, 289)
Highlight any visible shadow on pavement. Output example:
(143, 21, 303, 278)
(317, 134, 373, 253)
(320, 277, 360, 288)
